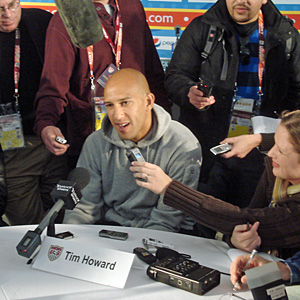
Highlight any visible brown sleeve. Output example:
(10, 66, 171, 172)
(164, 180, 300, 249)
(259, 133, 275, 152)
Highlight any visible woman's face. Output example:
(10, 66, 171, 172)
(268, 124, 300, 185)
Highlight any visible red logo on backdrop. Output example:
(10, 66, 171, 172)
(154, 38, 161, 47)
(48, 245, 64, 261)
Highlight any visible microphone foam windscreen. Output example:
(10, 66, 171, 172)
(54, 0, 104, 48)
(68, 167, 90, 191)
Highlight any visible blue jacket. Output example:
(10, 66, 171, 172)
(285, 251, 300, 284)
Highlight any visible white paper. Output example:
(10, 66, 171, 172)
(286, 285, 300, 300)
(251, 116, 281, 134)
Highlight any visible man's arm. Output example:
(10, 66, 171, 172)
(284, 251, 300, 284)
(230, 254, 291, 289)
(286, 26, 300, 109)
(34, 13, 77, 148)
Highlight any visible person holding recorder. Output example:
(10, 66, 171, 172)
(130, 110, 300, 259)
(230, 251, 300, 289)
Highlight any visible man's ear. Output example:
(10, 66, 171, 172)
(145, 93, 155, 111)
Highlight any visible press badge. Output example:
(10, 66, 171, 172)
(97, 63, 118, 88)
(228, 98, 254, 138)
(0, 108, 25, 151)
(93, 97, 107, 131)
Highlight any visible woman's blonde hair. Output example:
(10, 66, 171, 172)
(281, 110, 300, 155)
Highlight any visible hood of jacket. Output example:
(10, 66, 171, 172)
(100, 104, 171, 149)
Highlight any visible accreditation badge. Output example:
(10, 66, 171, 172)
(93, 97, 107, 131)
(227, 98, 254, 137)
(97, 63, 118, 88)
(0, 113, 25, 151)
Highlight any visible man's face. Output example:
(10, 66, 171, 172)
(0, 0, 21, 33)
(104, 81, 153, 143)
(226, 0, 267, 24)
(268, 124, 300, 185)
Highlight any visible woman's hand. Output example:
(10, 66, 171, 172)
(231, 222, 261, 252)
(129, 161, 172, 195)
(221, 134, 262, 159)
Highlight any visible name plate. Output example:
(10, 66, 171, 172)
(32, 236, 135, 288)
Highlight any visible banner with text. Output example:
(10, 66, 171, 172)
(20, 1, 300, 60)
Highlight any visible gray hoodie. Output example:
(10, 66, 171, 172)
(64, 104, 202, 232)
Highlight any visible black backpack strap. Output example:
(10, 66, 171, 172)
(201, 25, 217, 60)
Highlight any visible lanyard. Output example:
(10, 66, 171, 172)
(87, 0, 122, 96)
(101, 0, 122, 69)
(233, 10, 265, 113)
(257, 10, 265, 107)
(87, 45, 96, 97)
(14, 28, 20, 107)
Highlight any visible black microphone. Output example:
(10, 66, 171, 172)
(174, 25, 181, 46)
(174, 25, 181, 36)
(54, 0, 104, 48)
(16, 168, 90, 258)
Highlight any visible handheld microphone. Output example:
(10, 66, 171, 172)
(54, 0, 104, 48)
(16, 168, 90, 258)
(174, 25, 181, 36)
(174, 25, 181, 46)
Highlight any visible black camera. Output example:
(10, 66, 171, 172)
(197, 77, 213, 98)
(147, 256, 220, 295)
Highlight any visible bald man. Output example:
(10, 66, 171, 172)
(63, 68, 202, 233)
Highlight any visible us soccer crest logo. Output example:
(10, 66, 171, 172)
(48, 245, 64, 261)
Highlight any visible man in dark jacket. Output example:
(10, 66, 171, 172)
(165, 0, 300, 218)
(0, 1, 67, 225)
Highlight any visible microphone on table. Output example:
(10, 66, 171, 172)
(54, 0, 104, 48)
(16, 167, 90, 258)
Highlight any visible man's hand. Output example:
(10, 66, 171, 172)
(129, 161, 172, 195)
(231, 222, 261, 252)
(230, 254, 272, 289)
(230, 255, 291, 289)
(221, 134, 262, 159)
(188, 85, 215, 110)
(41, 126, 69, 156)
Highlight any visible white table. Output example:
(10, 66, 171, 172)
(0, 224, 253, 300)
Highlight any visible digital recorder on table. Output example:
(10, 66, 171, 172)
(147, 256, 220, 295)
